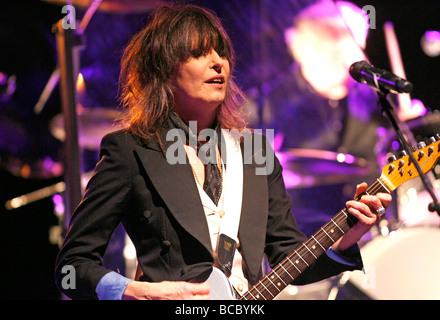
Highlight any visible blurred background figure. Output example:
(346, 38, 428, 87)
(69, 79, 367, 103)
(269, 0, 382, 160)
(259, 0, 414, 237)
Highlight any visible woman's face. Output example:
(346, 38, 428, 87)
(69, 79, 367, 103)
(173, 49, 230, 118)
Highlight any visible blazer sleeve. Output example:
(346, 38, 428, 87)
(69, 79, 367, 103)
(263, 135, 362, 285)
(54, 131, 134, 300)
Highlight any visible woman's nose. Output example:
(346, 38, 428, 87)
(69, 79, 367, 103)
(210, 50, 224, 72)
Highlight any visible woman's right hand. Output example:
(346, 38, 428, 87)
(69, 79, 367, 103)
(122, 280, 211, 300)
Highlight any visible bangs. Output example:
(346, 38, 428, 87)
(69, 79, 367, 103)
(168, 7, 234, 63)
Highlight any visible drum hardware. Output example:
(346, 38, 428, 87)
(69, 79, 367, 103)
(50, 107, 122, 150)
(50, 0, 109, 231)
(4, 171, 94, 211)
(42, 0, 166, 14)
(5, 181, 65, 211)
(277, 149, 372, 189)
(34, 68, 60, 115)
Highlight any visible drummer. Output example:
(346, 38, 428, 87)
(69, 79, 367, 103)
(261, 1, 425, 235)
(267, 1, 382, 161)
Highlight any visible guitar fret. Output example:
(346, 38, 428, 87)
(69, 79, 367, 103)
(303, 244, 317, 259)
(258, 281, 274, 298)
(246, 290, 256, 300)
(377, 178, 391, 194)
(330, 218, 345, 234)
(320, 227, 336, 242)
(270, 270, 288, 287)
(279, 263, 295, 280)
(266, 275, 282, 292)
(311, 235, 325, 251)
(253, 286, 266, 300)
(341, 208, 348, 217)
(295, 248, 311, 265)
(285, 255, 301, 273)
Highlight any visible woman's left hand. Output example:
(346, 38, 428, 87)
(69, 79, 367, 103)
(332, 182, 392, 253)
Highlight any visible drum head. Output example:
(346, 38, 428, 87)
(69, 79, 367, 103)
(348, 227, 440, 299)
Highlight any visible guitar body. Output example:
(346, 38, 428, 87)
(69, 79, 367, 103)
(205, 267, 237, 300)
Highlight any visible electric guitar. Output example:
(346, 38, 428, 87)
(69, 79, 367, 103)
(207, 136, 440, 300)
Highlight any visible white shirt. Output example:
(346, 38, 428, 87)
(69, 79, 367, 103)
(187, 143, 249, 295)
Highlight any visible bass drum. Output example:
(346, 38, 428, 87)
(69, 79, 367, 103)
(397, 178, 440, 227)
(344, 227, 440, 300)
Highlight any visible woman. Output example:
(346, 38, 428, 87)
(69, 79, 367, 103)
(54, 4, 391, 300)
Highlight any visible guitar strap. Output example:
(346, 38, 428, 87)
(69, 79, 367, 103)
(217, 129, 243, 277)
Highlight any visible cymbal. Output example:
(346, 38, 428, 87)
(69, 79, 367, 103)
(277, 148, 372, 189)
(42, 0, 169, 13)
(50, 107, 122, 149)
(377, 111, 440, 154)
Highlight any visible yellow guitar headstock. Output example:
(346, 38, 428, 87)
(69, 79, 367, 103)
(380, 134, 440, 192)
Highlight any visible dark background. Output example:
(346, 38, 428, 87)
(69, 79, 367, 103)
(1, 0, 439, 299)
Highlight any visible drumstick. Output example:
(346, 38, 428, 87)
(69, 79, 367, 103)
(384, 22, 436, 188)
(383, 21, 413, 118)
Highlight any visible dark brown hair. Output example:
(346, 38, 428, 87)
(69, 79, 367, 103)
(119, 4, 247, 144)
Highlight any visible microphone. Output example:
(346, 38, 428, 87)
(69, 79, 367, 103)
(349, 60, 413, 94)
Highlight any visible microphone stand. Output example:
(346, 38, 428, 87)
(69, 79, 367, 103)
(377, 90, 440, 216)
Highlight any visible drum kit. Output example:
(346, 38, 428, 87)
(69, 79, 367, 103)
(3, 106, 121, 210)
(2, 0, 169, 209)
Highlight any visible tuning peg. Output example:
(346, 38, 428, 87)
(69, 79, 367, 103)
(417, 141, 427, 149)
(399, 150, 407, 158)
(387, 155, 397, 163)
(436, 134, 440, 141)
(429, 136, 437, 144)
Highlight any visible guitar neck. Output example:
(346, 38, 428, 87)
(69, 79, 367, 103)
(240, 178, 390, 300)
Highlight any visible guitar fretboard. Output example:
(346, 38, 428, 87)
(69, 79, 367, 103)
(240, 178, 390, 300)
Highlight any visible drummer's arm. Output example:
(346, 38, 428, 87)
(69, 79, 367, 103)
(397, 98, 427, 122)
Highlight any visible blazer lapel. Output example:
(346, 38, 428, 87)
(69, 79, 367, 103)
(238, 162, 268, 284)
(236, 136, 270, 284)
(134, 141, 213, 256)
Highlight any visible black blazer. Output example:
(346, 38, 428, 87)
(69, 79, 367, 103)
(55, 129, 361, 300)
